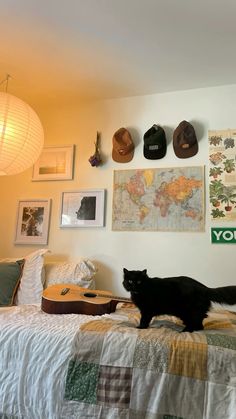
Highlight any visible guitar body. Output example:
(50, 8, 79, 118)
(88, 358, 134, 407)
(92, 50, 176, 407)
(41, 283, 131, 315)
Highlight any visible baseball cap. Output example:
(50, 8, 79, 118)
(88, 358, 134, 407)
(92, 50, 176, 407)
(112, 128, 134, 163)
(143, 124, 167, 159)
(173, 121, 198, 158)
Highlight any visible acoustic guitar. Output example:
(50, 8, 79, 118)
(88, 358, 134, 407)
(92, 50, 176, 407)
(41, 283, 132, 315)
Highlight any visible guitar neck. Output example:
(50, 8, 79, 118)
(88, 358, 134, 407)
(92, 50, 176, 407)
(96, 292, 131, 303)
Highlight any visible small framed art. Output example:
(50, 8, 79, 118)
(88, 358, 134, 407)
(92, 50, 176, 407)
(32, 145, 75, 181)
(14, 199, 51, 244)
(60, 189, 105, 228)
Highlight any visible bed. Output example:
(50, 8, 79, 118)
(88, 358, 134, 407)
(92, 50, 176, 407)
(0, 250, 236, 418)
(0, 303, 236, 419)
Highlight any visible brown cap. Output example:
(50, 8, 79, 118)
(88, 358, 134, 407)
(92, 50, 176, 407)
(112, 128, 134, 163)
(173, 121, 198, 158)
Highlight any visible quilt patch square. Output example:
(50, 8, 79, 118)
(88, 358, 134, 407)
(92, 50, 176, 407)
(206, 333, 236, 350)
(100, 328, 137, 367)
(133, 328, 169, 372)
(168, 340, 207, 380)
(64, 360, 99, 403)
(97, 365, 132, 408)
(130, 369, 205, 418)
(71, 330, 104, 363)
(207, 345, 236, 387)
(204, 382, 236, 419)
(80, 319, 116, 333)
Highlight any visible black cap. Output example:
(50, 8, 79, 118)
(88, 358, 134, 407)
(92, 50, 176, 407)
(143, 125, 167, 159)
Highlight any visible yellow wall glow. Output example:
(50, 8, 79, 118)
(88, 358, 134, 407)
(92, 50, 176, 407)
(1, 85, 236, 295)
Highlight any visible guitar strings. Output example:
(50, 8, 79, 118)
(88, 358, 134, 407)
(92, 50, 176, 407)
(57, 288, 131, 302)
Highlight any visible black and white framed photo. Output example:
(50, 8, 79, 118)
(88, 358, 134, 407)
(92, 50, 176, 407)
(60, 189, 105, 227)
(15, 199, 51, 244)
(32, 145, 75, 181)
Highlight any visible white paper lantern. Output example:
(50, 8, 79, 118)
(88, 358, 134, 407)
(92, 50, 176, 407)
(0, 92, 44, 176)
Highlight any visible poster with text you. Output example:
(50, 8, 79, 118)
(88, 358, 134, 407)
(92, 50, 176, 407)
(209, 129, 236, 244)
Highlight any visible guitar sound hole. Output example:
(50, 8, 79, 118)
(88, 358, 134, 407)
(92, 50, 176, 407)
(83, 292, 97, 298)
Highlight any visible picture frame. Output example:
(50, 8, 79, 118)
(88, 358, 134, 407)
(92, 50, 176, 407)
(32, 145, 75, 181)
(14, 199, 51, 245)
(60, 189, 105, 228)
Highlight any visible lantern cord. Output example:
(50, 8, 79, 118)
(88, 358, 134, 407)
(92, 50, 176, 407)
(0, 74, 11, 92)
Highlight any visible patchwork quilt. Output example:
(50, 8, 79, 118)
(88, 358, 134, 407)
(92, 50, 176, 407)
(63, 307, 236, 419)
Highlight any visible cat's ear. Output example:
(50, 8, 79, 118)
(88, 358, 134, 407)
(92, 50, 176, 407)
(142, 269, 147, 275)
(123, 268, 128, 273)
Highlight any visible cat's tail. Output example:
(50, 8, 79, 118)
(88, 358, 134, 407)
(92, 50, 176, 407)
(209, 286, 236, 305)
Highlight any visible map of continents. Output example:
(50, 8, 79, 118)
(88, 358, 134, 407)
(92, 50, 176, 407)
(112, 167, 204, 231)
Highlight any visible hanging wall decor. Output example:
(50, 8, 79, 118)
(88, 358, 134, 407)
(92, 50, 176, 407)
(32, 145, 75, 181)
(209, 129, 236, 221)
(112, 166, 204, 232)
(211, 227, 236, 244)
(14, 199, 51, 245)
(88, 132, 102, 167)
(60, 189, 105, 228)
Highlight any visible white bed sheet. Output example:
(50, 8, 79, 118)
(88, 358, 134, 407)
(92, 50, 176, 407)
(0, 304, 118, 419)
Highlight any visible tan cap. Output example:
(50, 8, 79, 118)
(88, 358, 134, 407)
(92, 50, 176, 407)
(112, 128, 134, 163)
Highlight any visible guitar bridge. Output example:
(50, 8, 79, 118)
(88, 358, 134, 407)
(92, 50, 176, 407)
(60, 287, 70, 295)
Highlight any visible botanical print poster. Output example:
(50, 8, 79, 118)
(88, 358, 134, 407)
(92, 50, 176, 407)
(14, 199, 51, 245)
(209, 129, 236, 221)
(112, 167, 204, 231)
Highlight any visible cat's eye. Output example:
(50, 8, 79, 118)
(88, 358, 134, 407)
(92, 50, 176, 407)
(128, 280, 133, 284)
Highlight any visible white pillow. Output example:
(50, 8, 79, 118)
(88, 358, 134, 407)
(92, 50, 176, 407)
(44, 259, 97, 290)
(15, 249, 50, 305)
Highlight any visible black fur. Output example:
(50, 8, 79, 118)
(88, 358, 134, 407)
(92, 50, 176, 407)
(123, 268, 236, 332)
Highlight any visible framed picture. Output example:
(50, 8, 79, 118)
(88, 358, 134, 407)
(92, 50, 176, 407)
(60, 189, 105, 228)
(32, 145, 75, 181)
(14, 199, 51, 245)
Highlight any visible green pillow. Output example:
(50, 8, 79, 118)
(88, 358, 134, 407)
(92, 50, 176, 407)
(0, 260, 24, 306)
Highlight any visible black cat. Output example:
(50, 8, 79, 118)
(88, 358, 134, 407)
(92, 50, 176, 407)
(123, 268, 236, 332)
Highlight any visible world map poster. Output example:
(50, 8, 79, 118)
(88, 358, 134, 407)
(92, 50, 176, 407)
(112, 167, 205, 231)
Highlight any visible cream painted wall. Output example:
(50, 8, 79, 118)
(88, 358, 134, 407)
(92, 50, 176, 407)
(1, 84, 236, 296)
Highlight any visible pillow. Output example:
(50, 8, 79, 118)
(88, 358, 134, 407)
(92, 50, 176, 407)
(44, 259, 97, 290)
(15, 249, 50, 305)
(0, 260, 24, 306)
